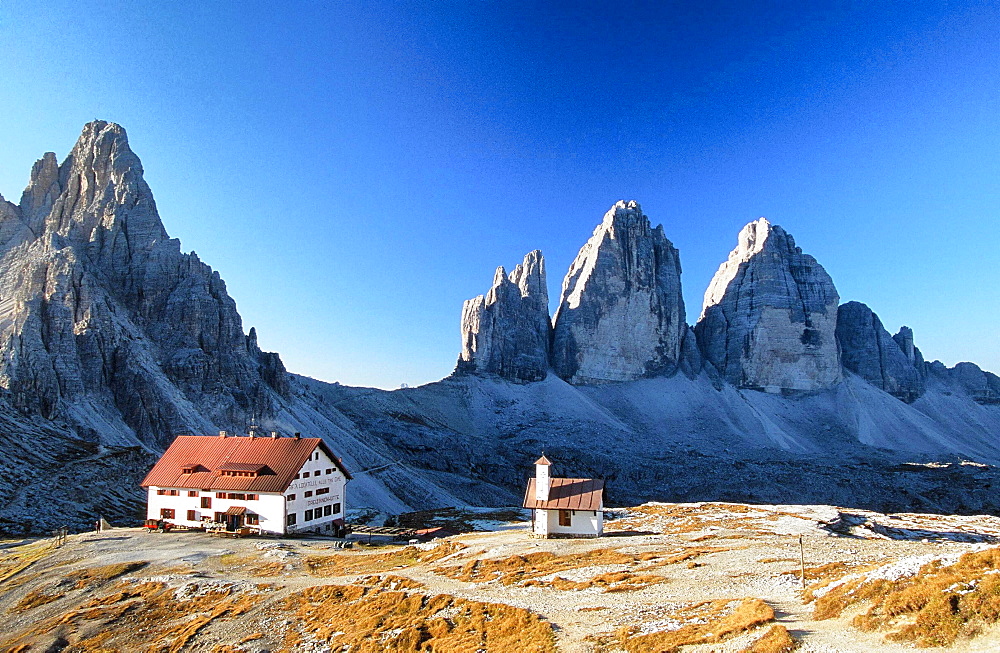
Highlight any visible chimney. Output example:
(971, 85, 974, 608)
(219, 430, 228, 438)
(270, 431, 279, 439)
(535, 454, 552, 502)
(294, 432, 301, 439)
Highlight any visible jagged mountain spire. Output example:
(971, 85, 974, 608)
(0, 121, 288, 444)
(457, 250, 550, 382)
(551, 200, 687, 384)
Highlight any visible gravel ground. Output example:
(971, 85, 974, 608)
(3, 503, 1000, 651)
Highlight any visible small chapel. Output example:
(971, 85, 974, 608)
(522, 454, 604, 538)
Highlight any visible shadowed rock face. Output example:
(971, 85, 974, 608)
(935, 361, 1000, 404)
(0, 121, 287, 446)
(551, 200, 686, 384)
(836, 301, 925, 402)
(456, 250, 550, 382)
(695, 218, 841, 392)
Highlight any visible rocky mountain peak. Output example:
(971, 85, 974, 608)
(551, 201, 686, 384)
(457, 250, 550, 382)
(0, 121, 289, 444)
(696, 218, 841, 391)
(509, 249, 545, 299)
(836, 302, 925, 402)
(42, 120, 167, 251)
(19, 151, 60, 234)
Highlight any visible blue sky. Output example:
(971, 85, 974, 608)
(1, 2, 998, 388)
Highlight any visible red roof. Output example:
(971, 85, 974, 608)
(534, 454, 553, 465)
(523, 478, 604, 511)
(218, 462, 270, 473)
(141, 435, 351, 493)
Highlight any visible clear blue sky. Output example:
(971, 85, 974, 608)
(1, 2, 998, 388)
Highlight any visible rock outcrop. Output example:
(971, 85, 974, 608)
(551, 201, 685, 384)
(695, 218, 841, 391)
(0, 121, 288, 447)
(930, 361, 1000, 404)
(836, 301, 925, 402)
(456, 250, 550, 381)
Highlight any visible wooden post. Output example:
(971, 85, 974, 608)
(799, 535, 805, 590)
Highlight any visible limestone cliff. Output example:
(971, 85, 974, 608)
(836, 301, 925, 402)
(695, 218, 841, 391)
(456, 250, 550, 381)
(551, 201, 686, 384)
(0, 121, 288, 447)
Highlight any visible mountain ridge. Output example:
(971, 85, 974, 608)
(0, 121, 998, 534)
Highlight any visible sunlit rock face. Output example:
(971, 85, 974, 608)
(551, 200, 686, 384)
(457, 250, 550, 382)
(0, 121, 288, 445)
(836, 301, 925, 402)
(695, 218, 841, 392)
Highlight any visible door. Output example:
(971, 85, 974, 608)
(225, 513, 244, 531)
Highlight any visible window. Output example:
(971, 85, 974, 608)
(326, 468, 333, 474)
(324, 505, 332, 517)
(304, 491, 313, 498)
(331, 502, 341, 515)
(304, 509, 313, 521)
(302, 471, 310, 478)
(286, 494, 296, 501)
(215, 512, 225, 522)
(294, 474, 300, 480)
(187, 490, 198, 497)
(246, 514, 259, 525)
(201, 497, 212, 509)
(316, 488, 329, 496)
(246, 494, 257, 501)
(216, 492, 226, 498)
(160, 508, 175, 519)
(157, 489, 179, 496)
(187, 510, 197, 521)
(559, 510, 572, 527)
(286, 513, 297, 526)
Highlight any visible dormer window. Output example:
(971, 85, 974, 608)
(180, 463, 205, 474)
(217, 462, 270, 477)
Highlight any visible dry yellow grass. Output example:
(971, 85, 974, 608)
(642, 546, 730, 568)
(524, 571, 667, 593)
(0, 578, 266, 651)
(305, 541, 465, 576)
(281, 574, 556, 652)
(66, 561, 148, 588)
(436, 547, 635, 585)
(9, 586, 64, 613)
(220, 554, 291, 577)
(813, 547, 1000, 647)
(0, 539, 54, 585)
(594, 598, 776, 652)
(435, 545, 726, 589)
(744, 624, 798, 652)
